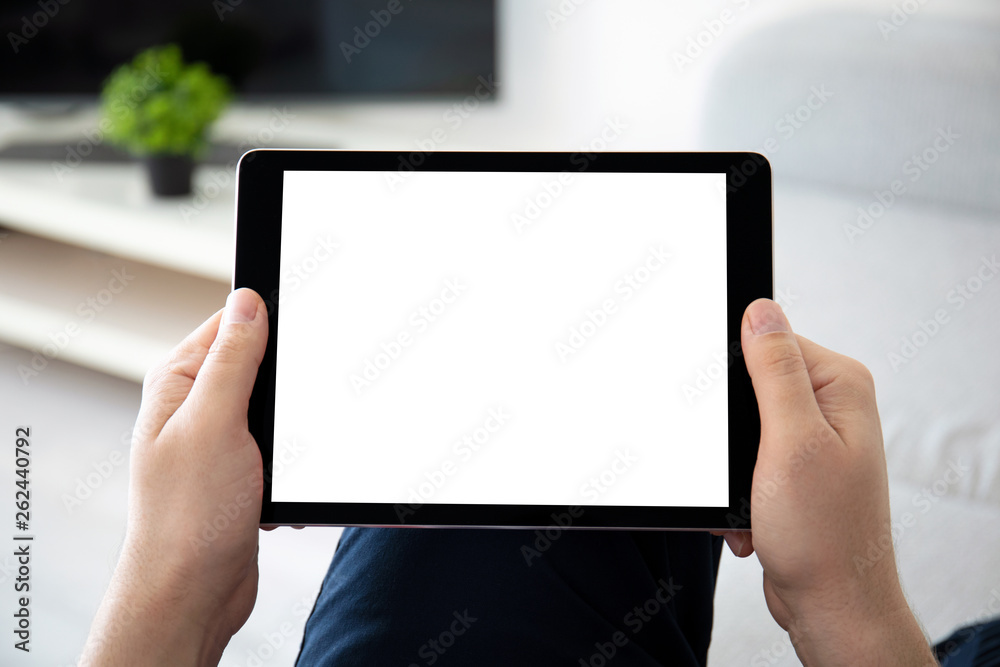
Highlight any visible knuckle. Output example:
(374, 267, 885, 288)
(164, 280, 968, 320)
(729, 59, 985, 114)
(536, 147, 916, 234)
(759, 338, 807, 378)
(207, 331, 245, 361)
(837, 359, 877, 401)
(141, 362, 165, 395)
(145, 337, 209, 391)
(847, 360, 875, 391)
(141, 355, 175, 398)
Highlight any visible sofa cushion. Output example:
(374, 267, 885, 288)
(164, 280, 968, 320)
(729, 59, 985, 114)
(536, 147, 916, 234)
(698, 8, 1000, 216)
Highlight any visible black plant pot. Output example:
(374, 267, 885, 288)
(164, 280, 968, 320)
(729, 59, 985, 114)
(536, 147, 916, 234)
(144, 153, 193, 197)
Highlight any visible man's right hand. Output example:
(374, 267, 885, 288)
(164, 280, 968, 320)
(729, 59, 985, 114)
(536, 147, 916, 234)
(717, 299, 937, 666)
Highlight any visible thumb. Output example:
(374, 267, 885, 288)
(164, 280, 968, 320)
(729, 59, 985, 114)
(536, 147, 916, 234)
(187, 288, 269, 425)
(741, 299, 823, 433)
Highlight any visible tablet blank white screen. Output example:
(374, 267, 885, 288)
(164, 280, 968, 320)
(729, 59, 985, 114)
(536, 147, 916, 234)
(271, 170, 728, 508)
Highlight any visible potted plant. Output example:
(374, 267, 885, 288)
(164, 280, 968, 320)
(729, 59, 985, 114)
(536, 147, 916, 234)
(100, 44, 231, 197)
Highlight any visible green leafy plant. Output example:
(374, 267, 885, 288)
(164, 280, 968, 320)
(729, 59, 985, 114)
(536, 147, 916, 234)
(101, 44, 231, 157)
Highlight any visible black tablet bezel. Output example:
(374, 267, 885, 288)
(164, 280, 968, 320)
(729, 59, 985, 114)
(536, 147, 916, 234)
(235, 150, 771, 530)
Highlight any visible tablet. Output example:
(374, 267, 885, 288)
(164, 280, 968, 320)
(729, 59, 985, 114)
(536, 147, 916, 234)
(235, 150, 771, 530)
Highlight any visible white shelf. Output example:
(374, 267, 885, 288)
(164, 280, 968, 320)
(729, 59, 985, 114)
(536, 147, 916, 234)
(0, 161, 234, 283)
(0, 108, 530, 382)
(0, 230, 230, 383)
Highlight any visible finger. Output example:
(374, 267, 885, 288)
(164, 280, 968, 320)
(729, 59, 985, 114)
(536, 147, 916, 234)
(795, 336, 865, 396)
(795, 336, 881, 441)
(186, 289, 269, 431)
(136, 308, 225, 438)
(741, 299, 825, 437)
(720, 531, 755, 558)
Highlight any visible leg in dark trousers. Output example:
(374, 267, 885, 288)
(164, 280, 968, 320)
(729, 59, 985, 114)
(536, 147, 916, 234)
(297, 527, 724, 666)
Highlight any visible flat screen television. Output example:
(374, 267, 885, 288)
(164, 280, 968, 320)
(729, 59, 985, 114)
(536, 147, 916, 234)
(0, 0, 497, 102)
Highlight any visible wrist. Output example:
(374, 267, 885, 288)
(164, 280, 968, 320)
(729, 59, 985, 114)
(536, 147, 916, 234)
(82, 541, 230, 666)
(783, 582, 935, 667)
